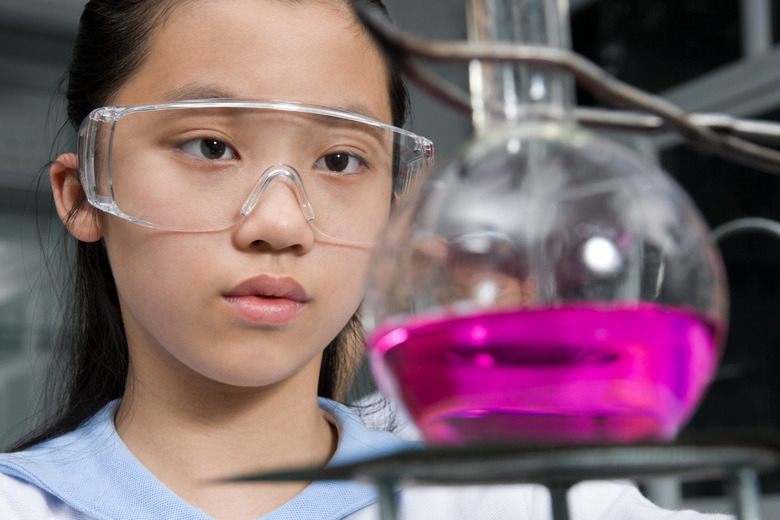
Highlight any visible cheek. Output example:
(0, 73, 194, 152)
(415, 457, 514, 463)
(103, 225, 209, 315)
(311, 248, 371, 342)
(320, 247, 373, 301)
(366, 183, 394, 239)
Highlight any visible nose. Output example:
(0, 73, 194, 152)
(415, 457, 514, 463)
(233, 164, 316, 251)
(240, 165, 314, 221)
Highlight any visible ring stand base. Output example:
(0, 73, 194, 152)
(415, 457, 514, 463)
(363, 443, 777, 520)
(232, 437, 780, 520)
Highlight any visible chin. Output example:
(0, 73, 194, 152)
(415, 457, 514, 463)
(191, 357, 321, 393)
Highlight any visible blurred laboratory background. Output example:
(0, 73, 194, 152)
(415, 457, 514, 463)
(1, 0, 779, 515)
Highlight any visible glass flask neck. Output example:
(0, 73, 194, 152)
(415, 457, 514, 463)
(467, 0, 574, 133)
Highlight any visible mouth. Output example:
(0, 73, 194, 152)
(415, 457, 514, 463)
(223, 275, 309, 325)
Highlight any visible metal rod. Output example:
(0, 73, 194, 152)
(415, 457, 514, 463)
(644, 477, 683, 511)
(376, 478, 400, 520)
(727, 467, 763, 520)
(741, 0, 772, 58)
(356, 4, 780, 176)
(549, 483, 572, 520)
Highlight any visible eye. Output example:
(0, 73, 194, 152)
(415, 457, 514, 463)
(179, 138, 237, 161)
(315, 152, 366, 174)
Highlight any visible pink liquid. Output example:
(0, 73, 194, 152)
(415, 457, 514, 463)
(367, 304, 721, 445)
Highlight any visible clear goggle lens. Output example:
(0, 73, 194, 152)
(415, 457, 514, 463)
(78, 100, 434, 245)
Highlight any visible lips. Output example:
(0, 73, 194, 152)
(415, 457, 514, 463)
(223, 275, 309, 325)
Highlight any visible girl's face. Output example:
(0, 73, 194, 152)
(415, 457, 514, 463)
(94, 0, 393, 391)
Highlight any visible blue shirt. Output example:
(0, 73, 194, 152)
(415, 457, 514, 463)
(0, 399, 413, 520)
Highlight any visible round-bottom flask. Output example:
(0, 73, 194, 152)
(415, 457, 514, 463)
(363, 121, 728, 446)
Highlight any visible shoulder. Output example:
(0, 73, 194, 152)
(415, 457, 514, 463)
(0, 472, 94, 520)
(0, 401, 131, 520)
(319, 398, 419, 463)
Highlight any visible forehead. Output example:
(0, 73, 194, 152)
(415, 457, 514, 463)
(115, 0, 393, 123)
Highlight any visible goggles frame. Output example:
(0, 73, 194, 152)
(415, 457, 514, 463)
(77, 98, 434, 244)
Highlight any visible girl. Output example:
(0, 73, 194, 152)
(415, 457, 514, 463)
(0, 0, 734, 518)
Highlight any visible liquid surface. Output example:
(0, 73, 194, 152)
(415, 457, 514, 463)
(367, 304, 720, 445)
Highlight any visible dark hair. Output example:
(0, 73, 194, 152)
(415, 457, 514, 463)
(12, 0, 409, 452)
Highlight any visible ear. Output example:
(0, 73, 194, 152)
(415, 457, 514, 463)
(50, 153, 103, 242)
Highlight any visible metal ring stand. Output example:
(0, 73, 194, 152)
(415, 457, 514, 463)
(231, 439, 779, 520)
(365, 443, 777, 520)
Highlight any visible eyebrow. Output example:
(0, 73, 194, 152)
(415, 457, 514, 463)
(159, 83, 391, 145)
(160, 84, 237, 102)
(312, 98, 392, 147)
(162, 84, 386, 121)
(336, 99, 384, 122)
(313, 113, 389, 148)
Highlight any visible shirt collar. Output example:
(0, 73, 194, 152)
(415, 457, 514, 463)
(0, 398, 414, 520)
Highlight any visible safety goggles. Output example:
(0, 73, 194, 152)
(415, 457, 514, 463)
(78, 99, 433, 245)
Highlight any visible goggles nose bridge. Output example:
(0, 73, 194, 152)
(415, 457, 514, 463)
(240, 164, 315, 222)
